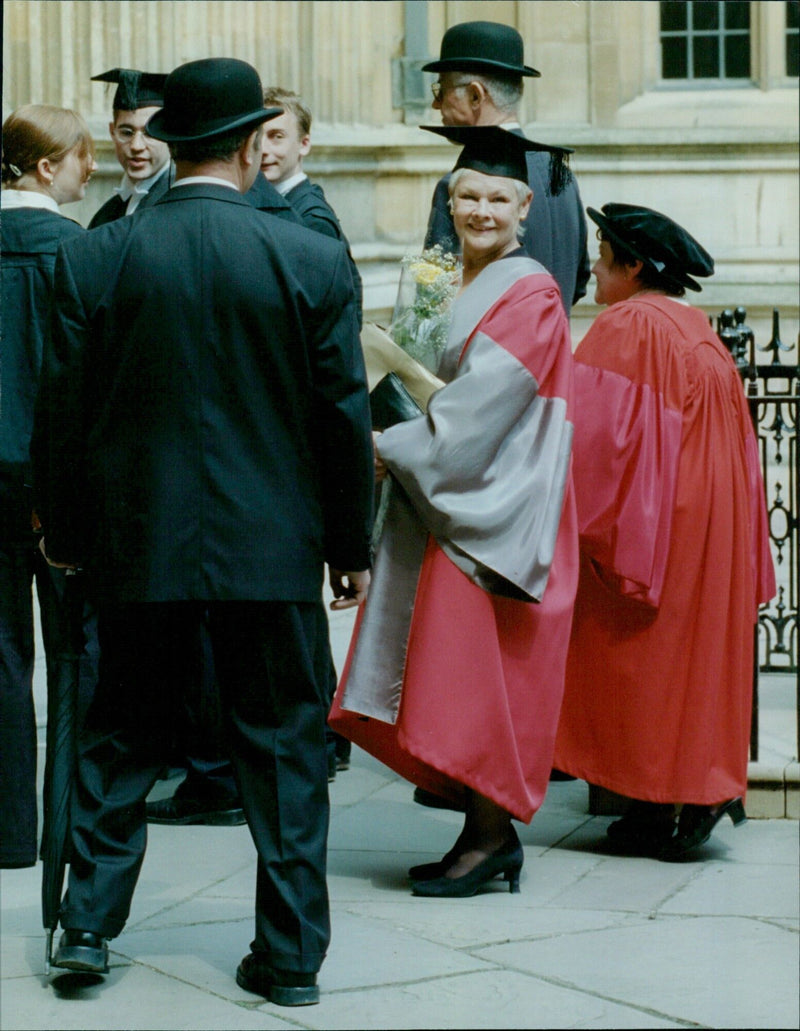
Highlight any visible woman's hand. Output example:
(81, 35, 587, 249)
(373, 431, 389, 483)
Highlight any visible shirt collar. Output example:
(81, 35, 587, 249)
(170, 176, 239, 191)
(114, 162, 171, 202)
(275, 170, 307, 196)
(1, 189, 61, 214)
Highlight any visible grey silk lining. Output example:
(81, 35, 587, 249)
(379, 332, 571, 602)
(339, 483, 427, 724)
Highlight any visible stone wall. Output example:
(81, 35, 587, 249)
(3, 0, 797, 344)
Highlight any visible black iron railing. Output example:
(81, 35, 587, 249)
(717, 307, 798, 761)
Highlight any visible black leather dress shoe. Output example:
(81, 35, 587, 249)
(412, 786, 465, 812)
(607, 800, 676, 856)
(236, 952, 319, 1006)
(146, 795, 246, 826)
(52, 930, 109, 973)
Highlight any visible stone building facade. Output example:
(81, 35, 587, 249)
(3, 0, 798, 344)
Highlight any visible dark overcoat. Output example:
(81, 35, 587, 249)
(37, 183, 374, 602)
(284, 178, 363, 327)
(1, 209, 84, 537)
(88, 169, 172, 228)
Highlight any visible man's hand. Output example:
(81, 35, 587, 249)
(329, 568, 371, 610)
(38, 536, 78, 570)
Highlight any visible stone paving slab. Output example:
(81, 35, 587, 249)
(660, 857, 799, 919)
(289, 968, 686, 1030)
(2, 759, 798, 1030)
(3, 635, 797, 1031)
(476, 915, 800, 1030)
(1, 962, 295, 1031)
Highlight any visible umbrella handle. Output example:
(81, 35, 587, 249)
(45, 928, 53, 975)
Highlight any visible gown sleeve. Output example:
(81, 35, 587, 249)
(377, 277, 573, 603)
(570, 305, 685, 608)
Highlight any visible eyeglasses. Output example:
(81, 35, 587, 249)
(111, 126, 154, 144)
(430, 81, 469, 102)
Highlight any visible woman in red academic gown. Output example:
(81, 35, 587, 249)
(552, 204, 775, 860)
(330, 126, 579, 897)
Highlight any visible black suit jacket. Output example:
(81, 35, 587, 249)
(38, 183, 374, 602)
(284, 178, 363, 327)
(424, 133, 591, 312)
(88, 168, 172, 228)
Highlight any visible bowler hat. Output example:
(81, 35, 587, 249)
(588, 204, 714, 292)
(147, 58, 281, 142)
(422, 21, 540, 78)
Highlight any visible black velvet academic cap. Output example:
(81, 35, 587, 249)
(92, 68, 167, 111)
(422, 124, 572, 195)
(588, 203, 714, 292)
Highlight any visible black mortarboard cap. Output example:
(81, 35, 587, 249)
(92, 68, 167, 111)
(422, 124, 572, 195)
(587, 203, 714, 292)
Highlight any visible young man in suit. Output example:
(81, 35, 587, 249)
(422, 20, 591, 315)
(260, 87, 362, 779)
(261, 87, 363, 327)
(38, 58, 374, 1006)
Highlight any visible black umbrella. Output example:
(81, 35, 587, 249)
(41, 567, 84, 974)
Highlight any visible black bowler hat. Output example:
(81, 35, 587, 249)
(422, 125, 572, 195)
(422, 21, 540, 78)
(588, 204, 714, 292)
(146, 58, 281, 142)
(92, 68, 167, 111)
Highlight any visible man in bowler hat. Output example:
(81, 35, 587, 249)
(38, 57, 374, 1006)
(89, 70, 330, 831)
(423, 20, 591, 314)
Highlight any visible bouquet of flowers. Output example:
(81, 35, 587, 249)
(389, 245, 460, 374)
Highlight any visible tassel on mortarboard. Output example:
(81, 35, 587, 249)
(91, 68, 167, 111)
(422, 125, 573, 196)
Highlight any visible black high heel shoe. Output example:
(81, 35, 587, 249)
(408, 845, 460, 882)
(411, 834, 523, 898)
(659, 798, 747, 861)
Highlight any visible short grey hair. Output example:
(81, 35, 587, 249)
(479, 73, 523, 113)
(440, 72, 523, 115)
(448, 166, 531, 205)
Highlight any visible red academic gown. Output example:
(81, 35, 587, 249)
(553, 295, 775, 805)
(330, 257, 578, 823)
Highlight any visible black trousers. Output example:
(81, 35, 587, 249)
(0, 533, 97, 867)
(62, 600, 332, 974)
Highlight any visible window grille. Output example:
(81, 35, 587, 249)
(660, 1, 751, 80)
(787, 1, 800, 76)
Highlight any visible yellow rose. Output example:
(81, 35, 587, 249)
(410, 261, 444, 286)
